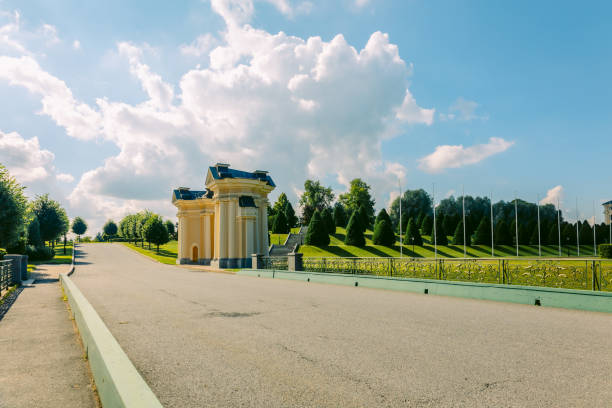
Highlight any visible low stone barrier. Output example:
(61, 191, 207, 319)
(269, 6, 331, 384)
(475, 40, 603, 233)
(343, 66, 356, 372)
(238, 269, 612, 313)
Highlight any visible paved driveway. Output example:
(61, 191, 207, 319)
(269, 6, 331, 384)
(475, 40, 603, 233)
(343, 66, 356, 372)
(72, 244, 612, 407)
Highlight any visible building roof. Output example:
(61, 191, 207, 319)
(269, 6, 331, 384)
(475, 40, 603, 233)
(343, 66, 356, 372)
(208, 165, 275, 187)
(173, 188, 213, 201)
(603, 200, 612, 205)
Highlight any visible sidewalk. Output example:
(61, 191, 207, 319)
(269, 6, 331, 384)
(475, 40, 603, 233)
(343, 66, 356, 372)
(0, 264, 99, 408)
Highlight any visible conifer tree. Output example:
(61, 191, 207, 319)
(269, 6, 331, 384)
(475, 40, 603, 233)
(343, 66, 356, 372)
(283, 200, 298, 229)
(372, 209, 395, 246)
(344, 212, 365, 247)
(272, 211, 289, 234)
(421, 215, 433, 236)
(358, 205, 370, 232)
(405, 219, 423, 246)
(494, 220, 512, 246)
(547, 223, 559, 247)
(305, 210, 330, 246)
(453, 220, 468, 246)
(579, 221, 593, 245)
(529, 227, 540, 245)
(434, 220, 448, 245)
(321, 207, 335, 235)
(332, 204, 347, 228)
(471, 216, 491, 245)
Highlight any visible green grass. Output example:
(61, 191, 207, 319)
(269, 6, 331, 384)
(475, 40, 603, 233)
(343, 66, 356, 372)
(299, 228, 600, 258)
(31, 243, 74, 265)
(270, 234, 288, 245)
(120, 241, 178, 265)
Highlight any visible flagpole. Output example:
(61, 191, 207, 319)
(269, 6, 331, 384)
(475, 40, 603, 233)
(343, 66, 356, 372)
(515, 193, 519, 257)
(537, 194, 541, 257)
(462, 185, 466, 258)
(433, 183, 437, 261)
(557, 198, 561, 257)
(399, 179, 402, 258)
(593, 201, 597, 256)
(490, 192, 494, 257)
(576, 197, 580, 257)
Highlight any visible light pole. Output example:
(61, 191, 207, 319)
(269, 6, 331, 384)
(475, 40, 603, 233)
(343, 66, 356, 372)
(411, 236, 415, 255)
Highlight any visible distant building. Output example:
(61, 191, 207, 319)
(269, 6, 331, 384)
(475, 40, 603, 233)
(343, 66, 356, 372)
(171, 163, 275, 268)
(604, 200, 612, 226)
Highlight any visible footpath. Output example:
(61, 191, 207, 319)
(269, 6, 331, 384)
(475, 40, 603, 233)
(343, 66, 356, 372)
(0, 264, 98, 408)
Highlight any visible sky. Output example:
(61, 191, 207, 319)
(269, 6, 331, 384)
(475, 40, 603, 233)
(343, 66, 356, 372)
(0, 0, 611, 235)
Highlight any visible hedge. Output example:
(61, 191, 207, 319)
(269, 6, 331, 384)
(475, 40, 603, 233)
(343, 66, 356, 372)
(599, 244, 612, 259)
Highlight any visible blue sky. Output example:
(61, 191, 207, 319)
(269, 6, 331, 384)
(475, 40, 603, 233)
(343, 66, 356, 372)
(0, 0, 611, 233)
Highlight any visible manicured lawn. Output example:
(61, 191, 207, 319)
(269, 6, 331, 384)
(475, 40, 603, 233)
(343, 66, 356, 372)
(121, 241, 178, 265)
(299, 227, 600, 258)
(270, 234, 288, 245)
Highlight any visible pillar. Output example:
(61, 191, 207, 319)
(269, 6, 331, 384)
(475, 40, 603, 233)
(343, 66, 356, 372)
(214, 202, 220, 258)
(204, 214, 212, 259)
(228, 198, 237, 259)
(261, 200, 269, 253)
(246, 219, 255, 258)
(220, 200, 228, 259)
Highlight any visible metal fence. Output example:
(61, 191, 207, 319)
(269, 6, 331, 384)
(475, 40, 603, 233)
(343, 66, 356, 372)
(261, 256, 288, 271)
(261, 256, 612, 292)
(0, 260, 13, 294)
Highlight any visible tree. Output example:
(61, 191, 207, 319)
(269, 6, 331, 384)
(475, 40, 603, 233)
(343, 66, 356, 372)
(143, 215, 169, 253)
(164, 220, 175, 240)
(494, 220, 512, 246)
(103, 220, 118, 242)
(416, 212, 425, 230)
(358, 205, 370, 232)
(433, 219, 448, 245)
(321, 208, 335, 235)
(30, 194, 69, 246)
(421, 215, 433, 236)
(547, 223, 560, 247)
(405, 219, 423, 247)
(338, 178, 375, 227)
(372, 209, 395, 247)
(27, 217, 43, 247)
(471, 216, 491, 245)
(271, 211, 289, 234)
(283, 200, 298, 229)
(71, 217, 87, 242)
(304, 210, 330, 246)
(443, 215, 458, 238)
(298, 180, 334, 226)
(344, 212, 365, 247)
(332, 203, 347, 228)
(389, 189, 432, 229)
(529, 226, 540, 245)
(453, 220, 468, 246)
(0, 164, 27, 248)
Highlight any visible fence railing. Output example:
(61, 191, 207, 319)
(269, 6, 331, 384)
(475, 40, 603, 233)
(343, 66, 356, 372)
(0, 260, 13, 294)
(260, 256, 612, 292)
(261, 256, 288, 271)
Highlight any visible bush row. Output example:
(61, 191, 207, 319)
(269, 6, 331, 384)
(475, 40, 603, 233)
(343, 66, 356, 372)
(599, 244, 612, 259)
(25, 245, 55, 261)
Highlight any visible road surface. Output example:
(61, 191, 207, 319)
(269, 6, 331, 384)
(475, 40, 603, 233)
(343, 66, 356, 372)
(72, 244, 612, 407)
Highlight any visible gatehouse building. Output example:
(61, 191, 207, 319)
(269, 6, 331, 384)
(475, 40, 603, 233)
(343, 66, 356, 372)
(172, 163, 275, 268)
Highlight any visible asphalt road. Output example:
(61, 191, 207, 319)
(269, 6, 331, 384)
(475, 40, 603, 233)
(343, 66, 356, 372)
(72, 244, 612, 408)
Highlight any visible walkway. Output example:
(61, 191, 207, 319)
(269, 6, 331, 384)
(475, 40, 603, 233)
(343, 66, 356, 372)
(72, 243, 612, 407)
(0, 264, 98, 408)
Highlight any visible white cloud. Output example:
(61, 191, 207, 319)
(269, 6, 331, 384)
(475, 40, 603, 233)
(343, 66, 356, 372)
(180, 34, 216, 57)
(540, 185, 563, 208)
(0, 130, 55, 182)
(354, 0, 370, 8)
(440, 97, 487, 122)
(56, 173, 75, 183)
(1, 0, 434, 233)
(39, 24, 59, 45)
(418, 137, 514, 173)
(72, 40, 80, 50)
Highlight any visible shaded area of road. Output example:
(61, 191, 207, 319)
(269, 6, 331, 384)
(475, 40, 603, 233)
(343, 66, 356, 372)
(73, 243, 612, 408)
(0, 264, 99, 408)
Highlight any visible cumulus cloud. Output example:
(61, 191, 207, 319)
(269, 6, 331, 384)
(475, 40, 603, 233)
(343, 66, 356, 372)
(540, 185, 563, 208)
(418, 137, 514, 173)
(0, 130, 55, 182)
(180, 34, 216, 57)
(439, 97, 487, 121)
(1, 0, 434, 233)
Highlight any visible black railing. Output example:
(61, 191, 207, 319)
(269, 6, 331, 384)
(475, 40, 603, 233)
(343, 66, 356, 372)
(0, 260, 13, 294)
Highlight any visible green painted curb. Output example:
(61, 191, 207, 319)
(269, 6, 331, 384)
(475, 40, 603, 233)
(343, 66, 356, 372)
(238, 269, 612, 313)
(60, 273, 163, 407)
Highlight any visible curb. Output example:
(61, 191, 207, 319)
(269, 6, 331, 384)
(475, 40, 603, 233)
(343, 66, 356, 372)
(238, 269, 612, 313)
(60, 246, 163, 408)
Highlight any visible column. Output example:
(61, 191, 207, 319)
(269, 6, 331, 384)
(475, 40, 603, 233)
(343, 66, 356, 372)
(246, 219, 255, 257)
(178, 213, 187, 261)
(237, 217, 243, 259)
(228, 199, 237, 259)
(214, 202, 220, 258)
(219, 200, 228, 259)
(260, 201, 269, 253)
(204, 214, 211, 259)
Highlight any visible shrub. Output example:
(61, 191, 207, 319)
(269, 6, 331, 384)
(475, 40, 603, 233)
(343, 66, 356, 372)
(6, 237, 26, 254)
(271, 211, 289, 234)
(421, 215, 433, 236)
(344, 212, 365, 247)
(404, 219, 423, 246)
(599, 244, 612, 259)
(321, 208, 335, 235)
(372, 219, 395, 247)
(333, 204, 347, 228)
(25, 245, 55, 261)
(471, 216, 491, 245)
(0, 248, 6, 260)
(305, 210, 330, 246)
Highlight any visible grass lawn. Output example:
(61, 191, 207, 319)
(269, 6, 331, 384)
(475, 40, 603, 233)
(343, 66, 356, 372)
(299, 227, 600, 258)
(121, 241, 178, 265)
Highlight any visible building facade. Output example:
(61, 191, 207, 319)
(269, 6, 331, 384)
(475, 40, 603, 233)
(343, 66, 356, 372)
(172, 164, 275, 268)
(604, 200, 612, 226)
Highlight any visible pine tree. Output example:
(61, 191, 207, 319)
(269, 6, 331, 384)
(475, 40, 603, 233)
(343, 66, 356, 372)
(529, 226, 540, 245)
(519, 224, 530, 245)
(547, 223, 559, 247)
(272, 211, 289, 234)
(305, 210, 330, 246)
(372, 209, 395, 246)
(421, 215, 433, 236)
(344, 212, 365, 247)
(358, 205, 370, 232)
(471, 216, 491, 245)
(579, 221, 593, 245)
(405, 219, 423, 246)
(283, 200, 298, 229)
(332, 204, 347, 228)
(494, 220, 512, 245)
(443, 215, 457, 238)
(416, 212, 425, 230)
(453, 220, 469, 246)
(321, 208, 335, 235)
